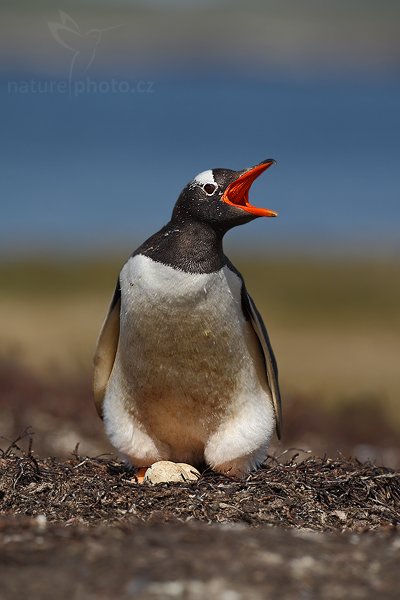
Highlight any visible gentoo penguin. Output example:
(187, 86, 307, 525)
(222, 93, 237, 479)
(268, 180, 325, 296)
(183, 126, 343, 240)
(93, 159, 282, 478)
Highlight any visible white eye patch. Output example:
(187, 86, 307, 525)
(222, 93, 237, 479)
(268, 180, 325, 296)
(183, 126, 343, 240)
(190, 169, 219, 195)
(193, 169, 216, 187)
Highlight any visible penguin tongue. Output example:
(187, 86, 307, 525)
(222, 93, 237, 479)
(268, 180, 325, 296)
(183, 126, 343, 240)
(222, 160, 278, 217)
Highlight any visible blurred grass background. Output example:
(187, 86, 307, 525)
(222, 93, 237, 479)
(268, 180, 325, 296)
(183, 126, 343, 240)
(1, 0, 399, 464)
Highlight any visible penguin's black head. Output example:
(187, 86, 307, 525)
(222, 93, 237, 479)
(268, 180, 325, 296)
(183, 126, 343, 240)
(172, 159, 277, 231)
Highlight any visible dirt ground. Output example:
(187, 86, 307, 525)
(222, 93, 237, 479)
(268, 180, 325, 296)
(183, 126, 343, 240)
(0, 441, 399, 599)
(1, 518, 399, 600)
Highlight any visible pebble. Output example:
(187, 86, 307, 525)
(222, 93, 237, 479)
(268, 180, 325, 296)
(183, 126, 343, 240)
(144, 461, 201, 484)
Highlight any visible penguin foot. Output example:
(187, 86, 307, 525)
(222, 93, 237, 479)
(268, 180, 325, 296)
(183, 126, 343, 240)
(133, 467, 148, 484)
(212, 457, 255, 479)
(214, 466, 249, 478)
(143, 461, 201, 484)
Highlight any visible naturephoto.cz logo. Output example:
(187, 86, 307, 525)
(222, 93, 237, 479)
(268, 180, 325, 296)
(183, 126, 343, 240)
(8, 11, 155, 96)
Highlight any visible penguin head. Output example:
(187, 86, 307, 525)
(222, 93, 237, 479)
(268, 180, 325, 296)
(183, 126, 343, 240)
(172, 159, 277, 231)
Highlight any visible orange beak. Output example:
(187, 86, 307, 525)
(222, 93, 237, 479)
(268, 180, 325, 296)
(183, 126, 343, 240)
(222, 160, 278, 217)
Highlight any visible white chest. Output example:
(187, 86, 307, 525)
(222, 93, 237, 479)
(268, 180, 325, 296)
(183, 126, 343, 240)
(119, 253, 244, 352)
(114, 255, 257, 406)
(120, 253, 240, 310)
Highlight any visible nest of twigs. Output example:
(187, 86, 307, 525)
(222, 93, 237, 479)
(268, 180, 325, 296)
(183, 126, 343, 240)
(0, 433, 398, 532)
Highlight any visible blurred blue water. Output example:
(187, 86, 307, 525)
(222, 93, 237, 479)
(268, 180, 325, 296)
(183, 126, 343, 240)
(1, 70, 399, 257)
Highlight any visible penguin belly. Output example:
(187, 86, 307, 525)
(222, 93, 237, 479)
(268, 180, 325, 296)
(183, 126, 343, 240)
(103, 254, 275, 471)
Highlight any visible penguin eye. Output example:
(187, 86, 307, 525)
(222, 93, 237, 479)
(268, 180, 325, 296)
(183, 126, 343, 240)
(203, 183, 217, 195)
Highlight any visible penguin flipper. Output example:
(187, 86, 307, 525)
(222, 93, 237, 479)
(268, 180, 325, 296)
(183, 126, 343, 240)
(244, 290, 282, 439)
(93, 280, 121, 419)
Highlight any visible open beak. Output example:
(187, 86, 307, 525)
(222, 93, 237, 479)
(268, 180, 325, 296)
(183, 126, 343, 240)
(222, 159, 278, 217)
